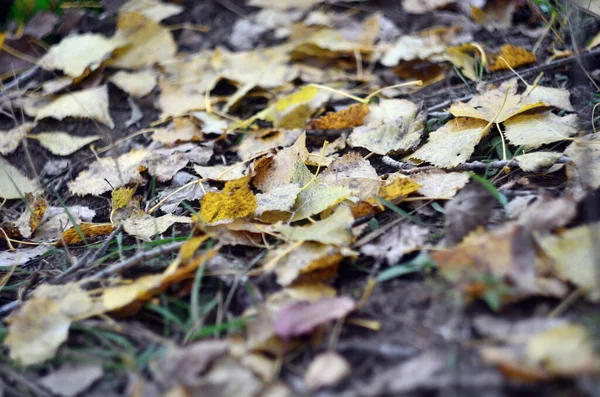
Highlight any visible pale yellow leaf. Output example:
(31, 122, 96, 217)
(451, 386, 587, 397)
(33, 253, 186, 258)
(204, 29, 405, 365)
(190, 111, 229, 134)
(320, 152, 380, 201)
(109, 69, 157, 97)
(255, 183, 302, 218)
(238, 129, 303, 161)
(0, 158, 41, 199)
(39, 33, 127, 78)
(402, 0, 455, 14)
(32, 132, 100, 156)
(514, 152, 563, 172)
(120, 0, 183, 21)
(503, 112, 579, 149)
(0, 123, 34, 155)
(152, 118, 203, 145)
(381, 34, 446, 67)
(411, 170, 470, 199)
(275, 205, 354, 246)
(406, 118, 491, 168)
(269, 242, 342, 286)
(565, 133, 600, 189)
(122, 212, 192, 240)
(36, 85, 115, 128)
(304, 352, 351, 391)
(194, 163, 248, 181)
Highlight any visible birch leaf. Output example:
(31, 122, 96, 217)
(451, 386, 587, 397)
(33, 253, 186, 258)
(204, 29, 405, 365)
(32, 132, 100, 156)
(0, 123, 34, 155)
(503, 112, 579, 149)
(0, 158, 40, 199)
(109, 69, 157, 97)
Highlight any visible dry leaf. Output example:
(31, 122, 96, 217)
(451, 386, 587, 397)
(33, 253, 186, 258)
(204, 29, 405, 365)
(120, 0, 183, 21)
(514, 152, 563, 172)
(194, 163, 249, 181)
(10, 194, 47, 238)
(39, 33, 127, 78)
(445, 43, 486, 81)
(123, 212, 192, 240)
(360, 224, 428, 265)
(60, 223, 115, 245)
(348, 99, 425, 155)
(110, 12, 177, 69)
(411, 171, 470, 199)
(255, 183, 302, 219)
(269, 242, 342, 286)
(503, 112, 579, 149)
(109, 69, 157, 97)
(275, 205, 354, 246)
(381, 34, 447, 67)
(36, 85, 115, 128)
(311, 103, 369, 130)
(406, 118, 491, 168)
(378, 174, 422, 201)
(31, 132, 100, 156)
(0, 245, 49, 267)
(304, 352, 351, 391)
(0, 123, 34, 155)
(403, 0, 455, 14)
(152, 118, 203, 145)
(238, 129, 303, 161)
(33, 205, 96, 242)
(40, 364, 103, 397)
(565, 132, 600, 189)
(0, 158, 41, 200)
(488, 44, 536, 72)
(200, 176, 257, 225)
(320, 152, 380, 201)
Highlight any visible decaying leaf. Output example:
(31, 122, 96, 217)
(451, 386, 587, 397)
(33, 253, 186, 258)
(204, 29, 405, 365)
(122, 212, 192, 240)
(0, 158, 41, 200)
(269, 242, 343, 286)
(60, 223, 115, 245)
(152, 118, 204, 145)
(565, 133, 600, 189)
(320, 152, 380, 201)
(348, 99, 425, 155)
(275, 205, 354, 246)
(378, 174, 422, 201)
(311, 103, 369, 130)
(406, 118, 490, 168)
(109, 69, 157, 97)
(9, 194, 48, 238)
(488, 44, 536, 72)
(514, 152, 563, 172)
(33, 205, 96, 242)
(194, 163, 249, 181)
(30, 132, 100, 156)
(255, 183, 302, 220)
(360, 224, 428, 265)
(445, 43, 486, 81)
(0, 123, 34, 155)
(200, 176, 257, 225)
(304, 352, 351, 391)
(36, 85, 115, 128)
(503, 112, 579, 149)
(381, 34, 447, 67)
(238, 129, 303, 161)
(0, 245, 49, 267)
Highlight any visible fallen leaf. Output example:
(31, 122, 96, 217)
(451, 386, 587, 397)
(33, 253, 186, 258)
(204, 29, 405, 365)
(269, 242, 343, 286)
(514, 152, 563, 172)
(406, 117, 491, 168)
(443, 182, 495, 245)
(39, 33, 127, 78)
(155, 175, 209, 214)
(33, 205, 96, 242)
(348, 99, 425, 155)
(111, 186, 137, 212)
(122, 212, 192, 240)
(60, 223, 115, 245)
(0, 158, 41, 200)
(320, 152, 380, 201)
(30, 132, 100, 156)
(200, 176, 258, 225)
(109, 69, 157, 97)
(503, 112, 579, 149)
(249, 0, 358, 10)
(190, 111, 229, 134)
(378, 174, 422, 201)
(9, 194, 47, 238)
(146, 143, 213, 182)
(40, 364, 103, 397)
(360, 224, 428, 265)
(120, 0, 183, 21)
(488, 44, 536, 72)
(411, 170, 470, 199)
(304, 352, 351, 391)
(152, 118, 204, 145)
(536, 222, 600, 300)
(238, 129, 303, 161)
(402, 0, 455, 14)
(311, 103, 369, 130)
(0, 123, 34, 155)
(194, 163, 249, 181)
(445, 43, 486, 81)
(110, 12, 177, 69)
(275, 205, 354, 246)
(565, 133, 600, 189)
(36, 85, 115, 128)
(255, 183, 302, 220)
(274, 296, 355, 338)
(0, 245, 49, 267)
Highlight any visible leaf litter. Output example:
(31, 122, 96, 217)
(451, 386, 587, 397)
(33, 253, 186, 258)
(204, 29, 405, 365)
(0, 0, 599, 395)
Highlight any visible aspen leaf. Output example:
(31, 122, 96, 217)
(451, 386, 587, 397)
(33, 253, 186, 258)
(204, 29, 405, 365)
(406, 118, 491, 168)
(304, 352, 351, 391)
(445, 43, 485, 81)
(255, 183, 302, 219)
(10, 194, 47, 238)
(514, 152, 563, 172)
(111, 186, 137, 211)
(109, 69, 157, 97)
(40, 364, 104, 397)
(31, 132, 100, 156)
(39, 33, 127, 78)
(120, 0, 183, 21)
(152, 118, 203, 145)
(378, 174, 421, 200)
(348, 99, 425, 155)
(488, 44, 536, 72)
(33, 206, 96, 242)
(200, 176, 258, 225)
(36, 85, 115, 128)
(0, 158, 41, 200)
(320, 152, 380, 201)
(503, 112, 579, 149)
(0, 123, 34, 155)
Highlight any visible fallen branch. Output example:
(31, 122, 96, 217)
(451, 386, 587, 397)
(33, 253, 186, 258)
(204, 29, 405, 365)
(382, 155, 571, 173)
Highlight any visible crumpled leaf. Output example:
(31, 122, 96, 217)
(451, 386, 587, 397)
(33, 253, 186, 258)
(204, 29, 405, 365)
(275, 205, 354, 246)
(304, 352, 351, 391)
(0, 158, 41, 200)
(411, 170, 470, 199)
(449, 80, 572, 123)
(120, 0, 183, 21)
(503, 112, 579, 149)
(535, 222, 600, 301)
(8, 194, 47, 238)
(274, 296, 355, 338)
(31, 132, 100, 156)
(109, 69, 157, 97)
(39, 33, 127, 78)
(200, 176, 257, 225)
(40, 364, 103, 397)
(360, 224, 428, 265)
(406, 117, 491, 168)
(33, 205, 96, 241)
(488, 44, 536, 72)
(0, 123, 34, 155)
(110, 12, 177, 69)
(311, 103, 369, 130)
(481, 322, 600, 380)
(122, 212, 192, 240)
(36, 85, 115, 128)
(514, 152, 563, 172)
(146, 143, 213, 182)
(348, 99, 425, 155)
(565, 132, 600, 189)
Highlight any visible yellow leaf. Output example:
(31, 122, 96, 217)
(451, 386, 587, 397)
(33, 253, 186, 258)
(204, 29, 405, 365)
(9, 193, 48, 238)
(406, 117, 491, 168)
(0, 123, 34, 155)
(111, 186, 137, 212)
(36, 85, 115, 128)
(109, 69, 157, 97)
(275, 205, 354, 246)
(445, 43, 486, 81)
(320, 152, 380, 201)
(152, 118, 203, 145)
(402, 0, 455, 14)
(200, 176, 257, 225)
(565, 132, 600, 189)
(268, 242, 343, 286)
(119, 0, 183, 21)
(503, 112, 579, 149)
(31, 132, 100, 156)
(39, 33, 127, 78)
(122, 212, 192, 240)
(411, 170, 470, 199)
(311, 103, 369, 130)
(0, 157, 40, 200)
(60, 223, 115, 245)
(381, 33, 447, 67)
(514, 152, 563, 172)
(378, 174, 421, 200)
(488, 44, 536, 72)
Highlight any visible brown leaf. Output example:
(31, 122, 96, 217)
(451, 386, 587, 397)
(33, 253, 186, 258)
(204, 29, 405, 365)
(311, 103, 369, 130)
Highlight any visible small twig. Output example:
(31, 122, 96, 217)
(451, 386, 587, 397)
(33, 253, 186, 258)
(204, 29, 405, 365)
(51, 225, 123, 283)
(87, 241, 185, 281)
(382, 156, 571, 173)
(0, 66, 41, 97)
